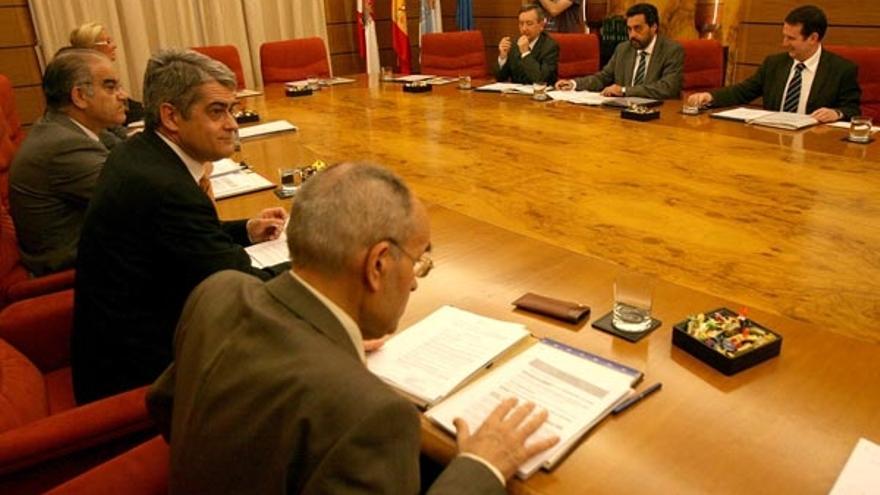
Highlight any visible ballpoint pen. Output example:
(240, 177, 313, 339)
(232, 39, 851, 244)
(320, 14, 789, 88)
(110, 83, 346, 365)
(612, 382, 662, 415)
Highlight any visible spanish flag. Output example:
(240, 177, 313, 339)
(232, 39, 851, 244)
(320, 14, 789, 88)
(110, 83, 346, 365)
(391, 0, 411, 74)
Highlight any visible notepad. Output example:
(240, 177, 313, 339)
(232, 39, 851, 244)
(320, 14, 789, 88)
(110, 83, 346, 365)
(367, 306, 530, 408)
(711, 107, 818, 130)
(237, 120, 298, 140)
(426, 338, 642, 479)
(210, 169, 275, 199)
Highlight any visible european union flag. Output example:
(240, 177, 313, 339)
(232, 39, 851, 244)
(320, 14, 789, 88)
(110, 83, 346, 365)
(456, 0, 474, 30)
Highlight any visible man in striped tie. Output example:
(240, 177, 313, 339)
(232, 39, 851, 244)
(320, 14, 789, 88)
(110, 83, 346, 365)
(689, 5, 861, 123)
(554, 3, 683, 100)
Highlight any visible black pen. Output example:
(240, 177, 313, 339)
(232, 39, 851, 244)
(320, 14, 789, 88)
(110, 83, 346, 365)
(612, 382, 662, 415)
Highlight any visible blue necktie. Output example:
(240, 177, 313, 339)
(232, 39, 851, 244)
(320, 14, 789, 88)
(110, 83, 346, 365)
(783, 62, 806, 113)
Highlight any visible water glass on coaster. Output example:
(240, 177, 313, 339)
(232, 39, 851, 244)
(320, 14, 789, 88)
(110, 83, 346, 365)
(849, 116, 873, 143)
(458, 75, 472, 90)
(532, 82, 549, 101)
(613, 273, 654, 332)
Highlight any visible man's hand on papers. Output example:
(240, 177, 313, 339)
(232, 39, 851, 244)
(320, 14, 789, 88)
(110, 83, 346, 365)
(454, 398, 559, 480)
(363, 336, 389, 353)
(247, 207, 287, 243)
(555, 79, 576, 91)
(687, 92, 713, 108)
(810, 107, 842, 123)
(600, 84, 624, 97)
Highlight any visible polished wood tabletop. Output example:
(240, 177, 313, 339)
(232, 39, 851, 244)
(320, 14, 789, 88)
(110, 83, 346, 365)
(220, 75, 880, 345)
(215, 78, 880, 494)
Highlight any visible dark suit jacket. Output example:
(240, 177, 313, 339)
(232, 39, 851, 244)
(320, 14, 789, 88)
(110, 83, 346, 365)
(147, 271, 505, 495)
(72, 130, 285, 404)
(573, 35, 684, 99)
(710, 49, 861, 119)
(493, 32, 560, 85)
(9, 110, 121, 276)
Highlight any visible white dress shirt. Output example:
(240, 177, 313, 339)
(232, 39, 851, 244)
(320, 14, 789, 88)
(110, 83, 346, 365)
(780, 45, 822, 114)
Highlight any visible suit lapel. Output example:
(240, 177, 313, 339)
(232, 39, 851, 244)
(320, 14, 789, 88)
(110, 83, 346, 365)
(264, 273, 361, 361)
(622, 44, 636, 86)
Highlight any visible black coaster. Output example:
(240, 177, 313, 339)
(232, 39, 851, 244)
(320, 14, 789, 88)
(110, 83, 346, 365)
(591, 311, 661, 343)
(841, 136, 875, 144)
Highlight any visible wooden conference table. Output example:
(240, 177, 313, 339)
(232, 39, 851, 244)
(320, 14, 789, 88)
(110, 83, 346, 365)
(216, 77, 880, 494)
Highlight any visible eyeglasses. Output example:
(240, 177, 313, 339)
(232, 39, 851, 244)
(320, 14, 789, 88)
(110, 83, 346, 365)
(387, 239, 433, 278)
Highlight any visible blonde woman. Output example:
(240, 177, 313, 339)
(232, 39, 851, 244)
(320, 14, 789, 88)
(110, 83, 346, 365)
(69, 22, 142, 124)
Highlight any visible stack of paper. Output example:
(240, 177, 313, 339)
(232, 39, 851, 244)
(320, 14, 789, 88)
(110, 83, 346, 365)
(426, 338, 641, 479)
(246, 235, 289, 268)
(237, 120, 298, 140)
(393, 74, 436, 82)
(711, 107, 818, 130)
(210, 168, 274, 199)
(367, 306, 530, 408)
(476, 82, 535, 94)
(548, 90, 609, 106)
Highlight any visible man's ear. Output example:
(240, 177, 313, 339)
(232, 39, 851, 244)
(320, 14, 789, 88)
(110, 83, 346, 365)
(70, 85, 90, 110)
(158, 102, 180, 132)
(808, 32, 820, 44)
(363, 242, 392, 292)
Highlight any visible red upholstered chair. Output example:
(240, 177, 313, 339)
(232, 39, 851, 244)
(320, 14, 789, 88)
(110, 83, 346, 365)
(549, 32, 600, 79)
(191, 45, 246, 89)
(0, 108, 16, 210)
(45, 436, 169, 495)
(826, 45, 880, 120)
(260, 37, 331, 84)
(0, 202, 75, 308)
(679, 39, 725, 94)
(420, 30, 490, 78)
(0, 290, 156, 494)
(0, 74, 25, 151)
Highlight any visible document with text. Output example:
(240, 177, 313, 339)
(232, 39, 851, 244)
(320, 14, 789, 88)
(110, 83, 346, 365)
(476, 82, 535, 94)
(237, 120, 298, 140)
(426, 338, 642, 479)
(548, 90, 609, 106)
(245, 218, 290, 268)
(211, 169, 274, 199)
(367, 306, 530, 408)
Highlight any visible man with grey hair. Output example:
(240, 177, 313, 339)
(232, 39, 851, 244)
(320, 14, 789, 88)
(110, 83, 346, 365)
(9, 48, 127, 276)
(72, 49, 289, 404)
(494, 3, 559, 84)
(147, 162, 558, 494)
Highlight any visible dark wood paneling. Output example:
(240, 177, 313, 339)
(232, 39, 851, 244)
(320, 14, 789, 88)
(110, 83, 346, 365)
(0, 46, 40, 84)
(736, 23, 880, 65)
(0, 5, 34, 46)
(744, 0, 880, 26)
(0, 0, 26, 7)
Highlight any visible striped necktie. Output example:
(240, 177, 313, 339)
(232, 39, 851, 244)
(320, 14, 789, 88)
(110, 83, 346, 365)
(783, 62, 807, 113)
(633, 51, 647, 86)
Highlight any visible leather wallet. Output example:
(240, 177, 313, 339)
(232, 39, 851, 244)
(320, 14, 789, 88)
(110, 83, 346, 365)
(512, 292, 590, 324)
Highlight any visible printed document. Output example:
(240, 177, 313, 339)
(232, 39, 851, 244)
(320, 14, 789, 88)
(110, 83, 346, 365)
(246, 218, 290, 268)
(548, 90, 609, 106)
(210, 169, 274, 199)
(367, 306, 530, 407)
(711, 107, 775, 122)
(238, 120, 298, 140)
(830, 437, 880, 495)
(476, 82, 535, 94)
(426, 339, 638, 479)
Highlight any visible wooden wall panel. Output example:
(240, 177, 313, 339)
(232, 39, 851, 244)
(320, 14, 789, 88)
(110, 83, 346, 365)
(0, 46, 40, 84)
(0, 5, 34, 46)
(744, 0, 880, 25)
(0, 0, 26, 6)
(737, 23, 880, 65)
(13, 85, 44, 123)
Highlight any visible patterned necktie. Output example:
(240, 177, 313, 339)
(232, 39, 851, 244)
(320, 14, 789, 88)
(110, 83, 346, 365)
(633, 51, 647, 86)
(783, 62, 807, 113)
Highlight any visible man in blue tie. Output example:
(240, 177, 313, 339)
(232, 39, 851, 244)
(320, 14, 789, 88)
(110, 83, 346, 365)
(554, 3, 683, 99)
(688, 5, 861, 123)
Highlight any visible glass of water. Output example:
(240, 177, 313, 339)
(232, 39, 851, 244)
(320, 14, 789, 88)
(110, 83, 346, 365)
(849, 116, 873, 143)
(532, 82, 548, 101)
(612, 273, 654, 332)
(380, 66, 394, 81)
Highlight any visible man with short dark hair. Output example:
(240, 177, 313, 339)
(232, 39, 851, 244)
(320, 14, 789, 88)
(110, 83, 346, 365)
(688, 4, 860, 122)
(494, 4, 560, 85)
(147, 162, 559, 494)
(72, 49, 288, 404)
(555, 2, 683, 99)
(9, 49, 127, 276)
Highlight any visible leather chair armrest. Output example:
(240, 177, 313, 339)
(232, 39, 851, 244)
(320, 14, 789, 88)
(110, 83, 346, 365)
(6, 269, 75, 304)
(0, 289, 73, 372)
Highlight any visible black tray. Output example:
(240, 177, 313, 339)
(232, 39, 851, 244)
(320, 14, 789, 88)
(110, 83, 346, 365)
(672, 307, 782, 376)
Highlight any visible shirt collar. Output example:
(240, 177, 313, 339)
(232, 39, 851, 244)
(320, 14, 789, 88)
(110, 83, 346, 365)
(155, 131, 205, 184)
(68, 116, 101, 143)
(796, 44, 822, 72)
(288, 270, 366, 363)
(529, 34, 540, 51)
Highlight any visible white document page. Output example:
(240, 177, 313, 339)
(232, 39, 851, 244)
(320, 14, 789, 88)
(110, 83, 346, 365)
(827, 121, 880, 133)
(548, 90, 608, 106)
(748, 112, 818, 130)
(367, 306, 530, 407)
(211, 170, 274, 199)
(830, 438, 880, 495)
(394, 74, 436, 82)
(426, 77, 457, 85)
(246, 218, 290, 268)
(711, 107, 775, 122)
(237, 120, 298, 140)
(210, 158, 243, 177)
(426, 340, 635, 479)
(235, 89, 263, 98)
(476, 82, 535, 94)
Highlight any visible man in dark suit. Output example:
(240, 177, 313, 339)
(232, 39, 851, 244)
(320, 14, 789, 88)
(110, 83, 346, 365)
(9, 49, 126, 276)
(147, 163, 558, 494)
(688, 5, 861, 122)
(493, 4, 560, 85)
(72, 49, 288, 404)
(555, 3, 683, 99)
